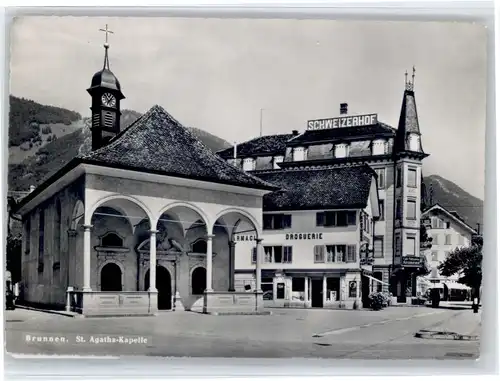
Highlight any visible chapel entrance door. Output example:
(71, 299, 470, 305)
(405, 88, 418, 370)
(145, 266, 172, 310)
(100, 263, 122, 291)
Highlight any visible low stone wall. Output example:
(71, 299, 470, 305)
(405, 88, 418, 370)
(203, 290, 264, 314)
(69, 291, 158, 317)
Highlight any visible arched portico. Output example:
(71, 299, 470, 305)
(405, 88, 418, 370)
(80, 196, 153, 292)
(212, 209, 262, 293)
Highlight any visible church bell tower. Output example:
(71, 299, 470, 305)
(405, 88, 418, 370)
(87, 24, 125, 150)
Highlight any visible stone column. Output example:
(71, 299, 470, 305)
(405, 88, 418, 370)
(82, 224, 92, 291)
(322, 275, 327, 306)
(149, 230, 158, 291)
(228, 241, 236, 292)
(66, 229, 77, 290)
(206, 234, 214, 292)
(255, 238, 263, 291)
(304, 276, 309, 306)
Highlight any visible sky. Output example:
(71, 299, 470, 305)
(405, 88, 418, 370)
(9, 17, 487, 199)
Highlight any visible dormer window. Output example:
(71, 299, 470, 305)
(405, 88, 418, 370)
(242, 158, 256, 171)
(292, 147, 306, 161)
(273, 155, 284, 169)
(408, 133, 420, 152)
(101, 232, 124, 248)
(372, 139, 386, 155)
(334, 143, 349, 158)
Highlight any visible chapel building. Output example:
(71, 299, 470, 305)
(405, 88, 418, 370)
(14, 37, 278, 316)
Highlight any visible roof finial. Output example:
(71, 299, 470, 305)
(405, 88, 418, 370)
(405, 66, 415, 91)
(99, 24, 114, 70)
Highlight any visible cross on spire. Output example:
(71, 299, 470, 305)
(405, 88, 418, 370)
(99, 24, 114, 47)
(99, 24, 114, 70)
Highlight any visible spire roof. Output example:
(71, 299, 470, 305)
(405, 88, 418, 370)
(394, 67, 427, 157)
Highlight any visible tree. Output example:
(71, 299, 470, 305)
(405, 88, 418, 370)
(438, 234, 483, 300)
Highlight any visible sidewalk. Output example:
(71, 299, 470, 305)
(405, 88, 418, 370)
(415, 309, 481, 340)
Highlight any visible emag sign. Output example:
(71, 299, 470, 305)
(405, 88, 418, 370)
(307, 114, 378, 130)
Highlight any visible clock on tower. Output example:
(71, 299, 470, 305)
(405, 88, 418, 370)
(87, 24, 125, 150)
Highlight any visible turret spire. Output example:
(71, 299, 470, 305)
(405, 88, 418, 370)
(405, 66, 416, 91)
(394, 67, 428, 157)
(99, 24, 114, 70)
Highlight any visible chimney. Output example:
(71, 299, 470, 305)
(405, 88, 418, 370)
(29, 185, 36, 193)
(292, 130, 299, 136)
(340, 103, 348, 115)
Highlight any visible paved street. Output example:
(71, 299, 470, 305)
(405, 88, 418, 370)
(5, 305, 481, 360)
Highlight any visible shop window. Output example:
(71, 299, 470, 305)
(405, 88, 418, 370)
(326, 278, 340, 301)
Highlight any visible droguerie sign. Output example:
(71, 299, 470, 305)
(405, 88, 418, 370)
(307, 114, 378, 130)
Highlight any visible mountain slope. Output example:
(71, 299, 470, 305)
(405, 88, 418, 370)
(8, 101, 232, 192)
(9, 95, 82, 147)
(423, 174, 483, 228)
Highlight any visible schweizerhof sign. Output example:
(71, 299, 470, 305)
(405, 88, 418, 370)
(307, 114, 378, 130)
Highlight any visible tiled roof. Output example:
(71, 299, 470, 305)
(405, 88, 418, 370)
(217, 134, 295, 159)
(287, 123, 396, 146)
(80, 105, 277, 191)
(254, 164, 375, 211)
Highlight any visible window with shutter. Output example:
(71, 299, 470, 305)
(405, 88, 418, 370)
(347, 245, 356, 262)
(314, 245, 324, 263)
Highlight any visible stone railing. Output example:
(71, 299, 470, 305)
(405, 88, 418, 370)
(67, 289, 157, 317)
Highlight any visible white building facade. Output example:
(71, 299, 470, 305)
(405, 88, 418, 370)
(218, 78, 430, 305)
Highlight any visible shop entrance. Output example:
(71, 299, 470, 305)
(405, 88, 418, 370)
(311, 278, 323, 308)
(361, 275, 370, 308)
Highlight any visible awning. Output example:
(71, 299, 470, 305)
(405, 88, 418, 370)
(445, 282, 470, 290)
(362, 273, 390, 286)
